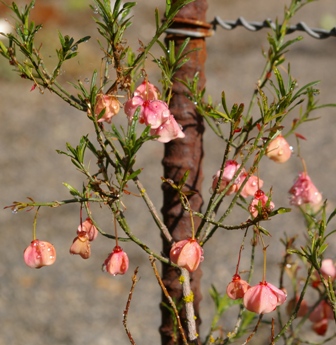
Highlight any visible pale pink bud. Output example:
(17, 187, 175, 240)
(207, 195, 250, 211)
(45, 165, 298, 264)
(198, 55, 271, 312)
(289, 172, 322, 206)
(266, 135, 292, 163)
(77, 217, 98, 242)
(69, 232, 91, 259)
(248, 189, 275, 218)
(212, 160, 244, 194)
(134, 80, 159, 100)
(170, 238, 204, 272)
(243, 281, 287, 314)
(102, 245, 129, 276)
(94, 94, 120, 123)
(23, 239, 56, 269)
(150, 115, 185, 143)
(226, 274, 250, 299)
(238, 173, 264, 198)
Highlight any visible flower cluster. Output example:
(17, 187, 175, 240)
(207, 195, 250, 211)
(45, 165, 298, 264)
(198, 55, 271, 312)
(226, 275, 287, 314)
(124, 80, 185, 143)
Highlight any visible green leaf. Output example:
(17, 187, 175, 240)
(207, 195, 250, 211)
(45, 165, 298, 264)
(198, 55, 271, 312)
(63, 182, 82, 197)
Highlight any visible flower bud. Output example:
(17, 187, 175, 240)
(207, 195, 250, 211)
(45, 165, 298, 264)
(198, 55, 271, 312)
(102, 245, 129, 276)
(169, 238, 204, 272)
(243, 281, 287, 314)
(266, 135, 292, 163)
(24, 239, 56, 269)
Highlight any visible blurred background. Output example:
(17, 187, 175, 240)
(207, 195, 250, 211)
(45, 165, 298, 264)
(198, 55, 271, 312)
(1, 0, 336, 344)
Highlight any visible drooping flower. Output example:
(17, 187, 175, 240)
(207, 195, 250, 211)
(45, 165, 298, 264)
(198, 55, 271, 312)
(248, 189, 275, 218)
(94, 94, 120, 123)
(266, 135, 292, 163)
(243, 281, 287, 314)
(309, 300, 334, 336)
(23, 239, 56, 269)
(169, 238, 204, 272)
(238, 173, 264, 198)
(212, 160, 244, 195)
(125, 98, 171, 129)
(226, 274, 250, 300)
(69, 230, 91, 259)
(77, 217, 98, 242)
(289, 172, 322, 206)
(150, 115, 185, 143)
(102, 245, 129, 276)
(134, 80, 160, 100)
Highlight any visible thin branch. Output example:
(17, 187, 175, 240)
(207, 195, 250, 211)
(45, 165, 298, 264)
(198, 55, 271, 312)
(123, 267, 139, 345)
(149, 256, 188, 345)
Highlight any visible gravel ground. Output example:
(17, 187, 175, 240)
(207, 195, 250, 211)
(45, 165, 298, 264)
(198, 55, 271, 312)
(1, 1, 336, 345)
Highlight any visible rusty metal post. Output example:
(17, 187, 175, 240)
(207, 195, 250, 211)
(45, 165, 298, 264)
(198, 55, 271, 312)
(160, 1, 210, 344)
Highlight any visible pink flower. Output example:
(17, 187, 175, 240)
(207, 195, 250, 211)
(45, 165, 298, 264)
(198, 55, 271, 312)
(150, 115, 185, 143)
(212, 160, 244, 195)
(226, 274, 250, 300)
(134, 80, 159, 100)
(243, 281, 287, 314)
(248, 189, 275, 218)
(238, 173, 264, 198)
(170, 238, 204, 272)
(124, 98, 170, 129)
(23, 239, 56, 269)
(312, 259, 336, 287)
(289, 172, 322, 206)
(94, 94, 120, 123)
(102, 245, 129, 276)
(266, 135, 292, 163)
(69, 231, 91, 259)
(309, 300, 334, 336)
(77, 217, 98, 242)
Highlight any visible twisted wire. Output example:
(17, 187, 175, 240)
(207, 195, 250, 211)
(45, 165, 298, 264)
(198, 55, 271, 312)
(165, 16, 336, 39)
(212, 16, 336, 39)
